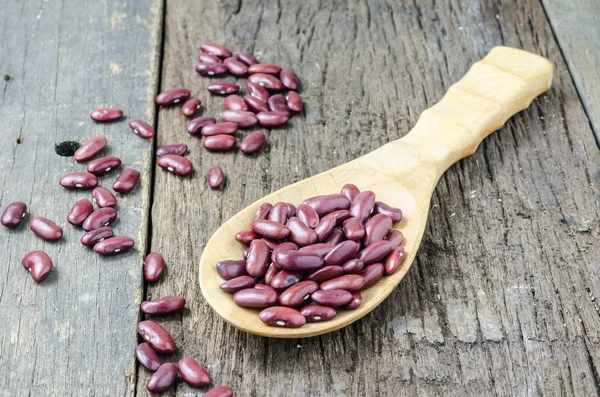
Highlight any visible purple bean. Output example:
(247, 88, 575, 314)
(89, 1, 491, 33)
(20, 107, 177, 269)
(363, 214, 393, 246)
(82, 207, 118, 231)
(92, 187, 117, 208)
(311, 289, 353, 307)
(204, 386, 234, 397)
(350, 191, 376, 222)
(203, 134, 237, 151)
(342, 259, 364, 274)
(135, 343, 163, 371)
(280, 68, 300, 90)
(248, 73, 283, 90)
(157, 144, 187, 157)
(195, 62, 229, 76)
(60, 172, 98, 189)
(240, 130, 266, 154)
(113, 168, 140, 193)
(270, 269, 303, 290)
(178, 357, 211, 387)
(302, 194, 351, 216)
(256, 111, 289, 127)
(286, 217, 318, 247)
(223, 57, 248, 76)
(199, 53, 222, 63)
(267, 94, 291, 115)
(360, 263, 384, 289)
(234, 230, 258, 245)
(74, 135, 107, 161)
(342, 217, 365, 241)
(243, 95, 270, 113)
(86, 156, 121, 175)
(128, 120, 155, 138)
(324, 240, 359, 266)
(233, 288, 277, 308)
(314, 214, 336, 242)
(258, 306, 306, 328)
(141, 296, 186, 315)
(1, 202, 27, 228)
(30, 217, 63, 241)
(320, 274, 365, 291)
(329, 209, 351, 223)
(207, 82, 239, 95)
(248, 64, 282, 75)
(224, 95, 248, 111)
(345, 291, 362, 309)
(279, 281, 318, 307)
(273, 250, 324, 271)
(22, 250, 53, 282)
(271, 242, 299, 264)
(136, 320, 177, 353)
(357, 240, 393, 264)
(155, 88, 191, 106)
(306, 265, 344, 282)
(300, 305, 336, 322)
(384, 246, 406, 275)
(90, 108, 123, 122)
(323, 227, 345, 246)
(216, 259, 247, 280)
(236, 52, 259, 66)
(220, 275, 255, 293)
(181, 98, 202, 117)
(264, 263, 278, 286)
(246, 82, 270, 102)
(80, 226, 114, 247)
(67, 200, 92, 227)
(261, 238, 280, 250)
(254, 203, 273, 220)
(186, 116, 217, 135)
(296, 204, 320, 228)
(286, 91, 303, 112)
(144, 253, 165, 282)
(157, 154, 193, 176)
(246, 239, 270, 277)
(207, 166, 225, 189)
(202, 122, 238, 136)
(286, 203, 296, 217)
(222, 110, 258, 127)
(340, 183, 360, 202)
(93, 236, 134, 255)
(269, 202, 289, 224)
(298, 243, 334, 257)
(200, 42, 232, 58)
(251, 218, 290, 239)
(147, 363, 178, 392)
(373, 201, 403, 223)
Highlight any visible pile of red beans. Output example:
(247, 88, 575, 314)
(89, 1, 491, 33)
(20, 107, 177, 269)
(217, 184, 405, 328)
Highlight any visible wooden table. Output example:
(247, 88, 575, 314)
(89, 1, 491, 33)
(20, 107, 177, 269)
(1, 1, 599, 396)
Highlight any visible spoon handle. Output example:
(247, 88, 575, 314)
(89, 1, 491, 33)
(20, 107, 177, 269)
(401, 46, 553, 174)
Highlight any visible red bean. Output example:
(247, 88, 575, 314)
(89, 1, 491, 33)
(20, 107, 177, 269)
(128, 120, 155, 138)
(384, 246, 406, 275)
(342, 217, 365, 241)
(264, 263, 278, 286)
(60, 172, 98, 189)
(202, 122, 238, 136)
(178, 357, 211, 387)
(258, 306, 306, 328)
(302, 194, 351, 216)
(30, 217, 63, 241)
(207, 82, 239, 95)
(329, 209, 351, 223)
(145, 253, 165, 282)
(273, 250, 324, 271)
(234, 230, 258, 245)
(311, 289, 353, 307)
(200, 42, 232, 58)
(199, 53, 222, 63)
(233, 288, 277, 308)
(187, 116, 217, 135)
(207, 166, 225, 189)
(307, 265, 344, 282)
(204, 386, 234, 397)
(246, 239, 270, 277)
(324, 240, 359, 266)
(80, 226, 114, 247)
(157, 154, 193, 176)
(357, 240, 393, 264)
(135, 343, 163, 371)
(223, 57, 248, 76)
(286, 217, 318, 247)
(147, 363, 178, 392)
(93, 236, 134, 255)
(220, 275, 255, 293)
(286, 203, 297, 217)
(255, 283, 277, 293)
(141, 296, 186, 315)
(300, 305, 336, 322)
(296, 204, 320, 228)
(74, 135, 107, 161)
(271, 242, 298, 264)
(256, 111, 289, 127)
(248, 73, 283, 90)
(298, 243, 334, 257)
(321, 274, 365, 292)
(246, 82, 270, 102)
(345, 291, 362, 309)
(270, 269, 303, 290)
(323, 227, 345, 246)
(90, 108, 123, 122)
(92, 187, 117, 208)
(224, 95, 248, 111)
(240, 130, 266, 154)
(340, 183, 360, 202)
(181, 98, 202, 117)
(362, 214, 392, 246)
(251, 218, 290, 239)
(113, 168, 140, 193)
(216, 259, 247, 280)
(254, 203, 273, 220)
(83, 207, 118, 231)
(269, 202, 289, 224)
(248, 63, 282, 75)
(67, 199, 93, 226)
(86, 156, 121, 175)
(373, 201, 403, 223)
(243, 95, 270, 113)
(342, 259, 364, 274)
(360, 263, 384, 289)
(280, 68, 299, 90)
(22, 250, 53, 282)
(350, 191, 376, 222)
(279, 281, 318, 307)
(314, 214, 336, 242)
(222, 110, 258, 127)
(267, 94, 291, 115)
(1, 202, 27, 229)
(157, 144, 187, 157)
(203, 134, 237, 151)
(196, 62, 229, 76)
(286, 91, 303, 112)
(155, 88, 191, 105)
(137, 320, 177, 354)
(236, 52, 259, 66)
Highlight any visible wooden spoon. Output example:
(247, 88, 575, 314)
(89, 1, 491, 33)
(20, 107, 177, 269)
(199, 47, 553, 338)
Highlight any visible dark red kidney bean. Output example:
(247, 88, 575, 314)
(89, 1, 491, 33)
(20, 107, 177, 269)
(113, 168, 140, 193)
(92, 187, 117, 208)
(60, 172, 98, 189)
(248, 73, 283, 90)
(30, 217, 62, 241)
(136, 320, 177, 353)
(181, 98, 202, 116)
(128, 120, 155, 138)
(68, 199, 93, 226)
(249, 63, 282, 75)
(329, 210, 351, 223)
(256, 111, 288, 127)
(200, 42, 232, 57)
(311, 289, 352, 307)
(298, 243, 334, 257)
(81, 226, 114, 247)
(223, 57, 248, 76)
(384, 246, 406, 275)
(279, 281, 318, 307)
(203, 135, 237, 151)
(323, 227, 345, 246)
(269, 202, 288, 224)
(357, 240, 393, 264)
(350, 191, 376, 222)
(235, 230, 258, 245)
(204, 386, 234, 397)
(307, 265, 344, 283)
(301, 305, 336, 322)
(246, 239, 270, 277)
(147, 363, 178, 392)
(270, 270, 303, 290)
(220, 275, 255, 293)
(345, 291, 362, 309)
(341, 183, 360, 202)
(82, 207, 117, 231)
(321, 275, 365, 292)
(342, 217, 365, 241)
(135, 343, 163, 371)
(207, 82, 239, 95)
(254, 203, 273, 220)
(233, 288, 277, 308)
(186, 116, 217, 135)
(251, 218, 290, 239)
(222, 110, 258, 127)
(286, 203, 296, 218)
(94, 236, 134, 255)
(363, 214, 392, 246)
(196, 62, 229, 76)
(243, 247, 250, 259)
(246, 82, 270, 102)
(145, 253, 165, 282)
(157, 154, 193, 176)
(207, 166, 225, 189)
(141, 296, 186, 315)
(199, 52, 222, 63)
(178, 357, 211, 387)
(240, 130, 266, 154)
(90, 108, 123, 122)
(22, 251, 53, 282)
(267, 94, 291, 115)
(360, 263, 384, 289)
(264, 264, 278, 285)
(258, 306, 306, 328)
(155, 88, 191, 105)
(86, 156, 121, 175)
(286, 91, 303, 112)
(1, 202, 27, 228)
(286, 217, 318, 247)
(255, 283, 277, 294)
(243, 95, 270, 113)
(202, 122, 238, 136)
(342, 259, 364, 274)
(280, 68, 299, 90)
(296, 204, 319, 228)
(273, 250, 324, 271)
(302, 194, 351, 216)
(74, 135, 107, 162)
(216, 259, 247, 280)
(385, 230, 403, 248)
(271, 242, 298, 265)
(373, 201, 403, 223)
(236, 52, 259, 66)
(324, 240, 359, 266)
(314, 214, 336, 242)
(224, 95, 248, 111)
(157, 144, 187, 157)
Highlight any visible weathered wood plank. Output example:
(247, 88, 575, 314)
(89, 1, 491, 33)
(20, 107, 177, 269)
(0, 0, 162, 395)
(142, 0, 600, 396)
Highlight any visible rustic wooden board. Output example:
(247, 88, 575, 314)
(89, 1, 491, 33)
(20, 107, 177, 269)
(0, 0, 162, 395)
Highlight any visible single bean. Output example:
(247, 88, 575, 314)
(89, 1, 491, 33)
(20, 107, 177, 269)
(363, 214, 393, 246)
(264, 263, 278, 285)
(256, 111, 289, 127)
(298, 243, 334, 257)
(340, 183, 360, 202)
(147, 363, 178, 392)
(311, 289, 353, 307)
(141, 296, 186, 315)
(286, 91, 303, 112)
(302, 194, 351, 216)
(83, 207, 118, 231)
(286, 203, 296, 217)
(181, 98, 202, 117)
(236, 52, 259, 66)
(240, 130, 266, 154)
(200, 42, 232, 57)
(22, 250, 53, 282)
(136, 320, 177, 353)
(323, 227, 345, 246)
(186, 116, 217, 135)
(246, 82, 270, 102)
(324, 240, 359, 266)
(204, 386, 234, 397)
(286, 217, 318, 247)
(81, 226, 114, 247)
(1, 202, 27, 229)
(233, 288, 277, 308)
(342, 217, 365, 241)
(248, 63, 282, 75)
(314, 214, 336, 242)
(224, 95, 248, 111)
(350, 191, 376, 222)
(207, 166, 225, 189)
(246, 239, 270, 277)
(243, 95, 270, 113)
(248, 73, 283, 90)
(157, 144, 187, 157)
(273, 250, 324, 271)
(296, 204, 320, 228)
(258, 306, 306, 328)
(144, 252, 165, 282)
(342, 259, 364, 274)
(271, 242, 298, 265)
(307, 265, 344, 283)
(373, 201, 403, 222)
(30, 217, 62, 241)
(157, 154, 193, 175)
(270, 269, 303, 290)
(251, 218, 290, 239)
(86, 156, 121, 175)
(321, 274, 365, 292)
(74, 135, 107, 161)
(267, 94, 291, 115)
(300, 305, 336, 322)
(345, 291, 362, 309)
(360, 263, 384, 289)
(90, 108, 123, 122)
(203, 135, 237, 151)
(329, 209, 351, 223)
(155, 88, 191, 106)
(269, 202, 289, 224)
(280, 68, 300, 90)
(135, 343, 163, 371)
(195, 62, 229, 76)
(220, 275, 255, 293)
(254, 203, 273, 220)
(222, 110, 258, 127)
(216, 259, 247, 280)
(198, 53, 222, 63)
(223, 57, 248, 76)
(128, 120, 154, 138)
(357, 240, 393, 264)
(202, 122, 238, 136)
(279, 281, 318, 307)
(94, 236, 134, 255)
(235, 230, 258, 245)
(92, 187, 117, 208)
(113, 168, 140, 193)
(207, 82, 239, 95)
(384, 246, 406, 275)
(178, 357, 211, 387)
(67, 199, 94, 226)
(60, 172, 98, 189)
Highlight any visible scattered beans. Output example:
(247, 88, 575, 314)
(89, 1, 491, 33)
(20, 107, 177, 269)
(204, 386, 234, 397)
(248, 63, 282, 75)
(181, 98, 202, 116)
(300, 305, 336, 322)
(223, 57, 248, 76)
(280, 68, 299, 90)
(202, 122, 238, 136)
(200, 42, 232, 58)
(203, 134, 237, 151)
(155, 88, 191, 105)
(144, 253, 165, 282)
(86, 156, 121, 175)
(236, 52, 259, 66)
(224, 95, 248, 111)
(246, 82, 270, 102)
(141, 296, 186, 315)
(267, 94, 291, 115)
(216, 259, 247, 280)
(222, 110, 258, 127)
(30, 217, 63, 241)
(199, 53, 222, 63)
(68, 199, 94, 226)
(1, 202, 27, 228)
(94, 236, 134, 255)
(157, 154, 193, 176)
(248, 73, 283, 90)
(240, 130, 266, 154)
(136, 320, 177, 353)
(22, 250, 53, 282)
(80, 226, 114, 247)
(258, 306, 306, 328)
(135, 343, 163, 371)
(208, 166, 225, 189)
(187, 116, 217, 135)
(207, 82, 239, 95)
(82, 207, 117, 231)
(90, 108, 123, 122)
(178, 357, 211, 387)
(286, 91, 303, 112)
(92, 187, 117, 208)
(74, 135, 107, 162)
(113, 168, 140, 193)
(243, 95, 270, 113)
(196, 62, 229, 76)
(157, 144, 187, 157)
(60, 172, 98, 189)
(147, 363, 178, 392)
(128, 120, 155, 138)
